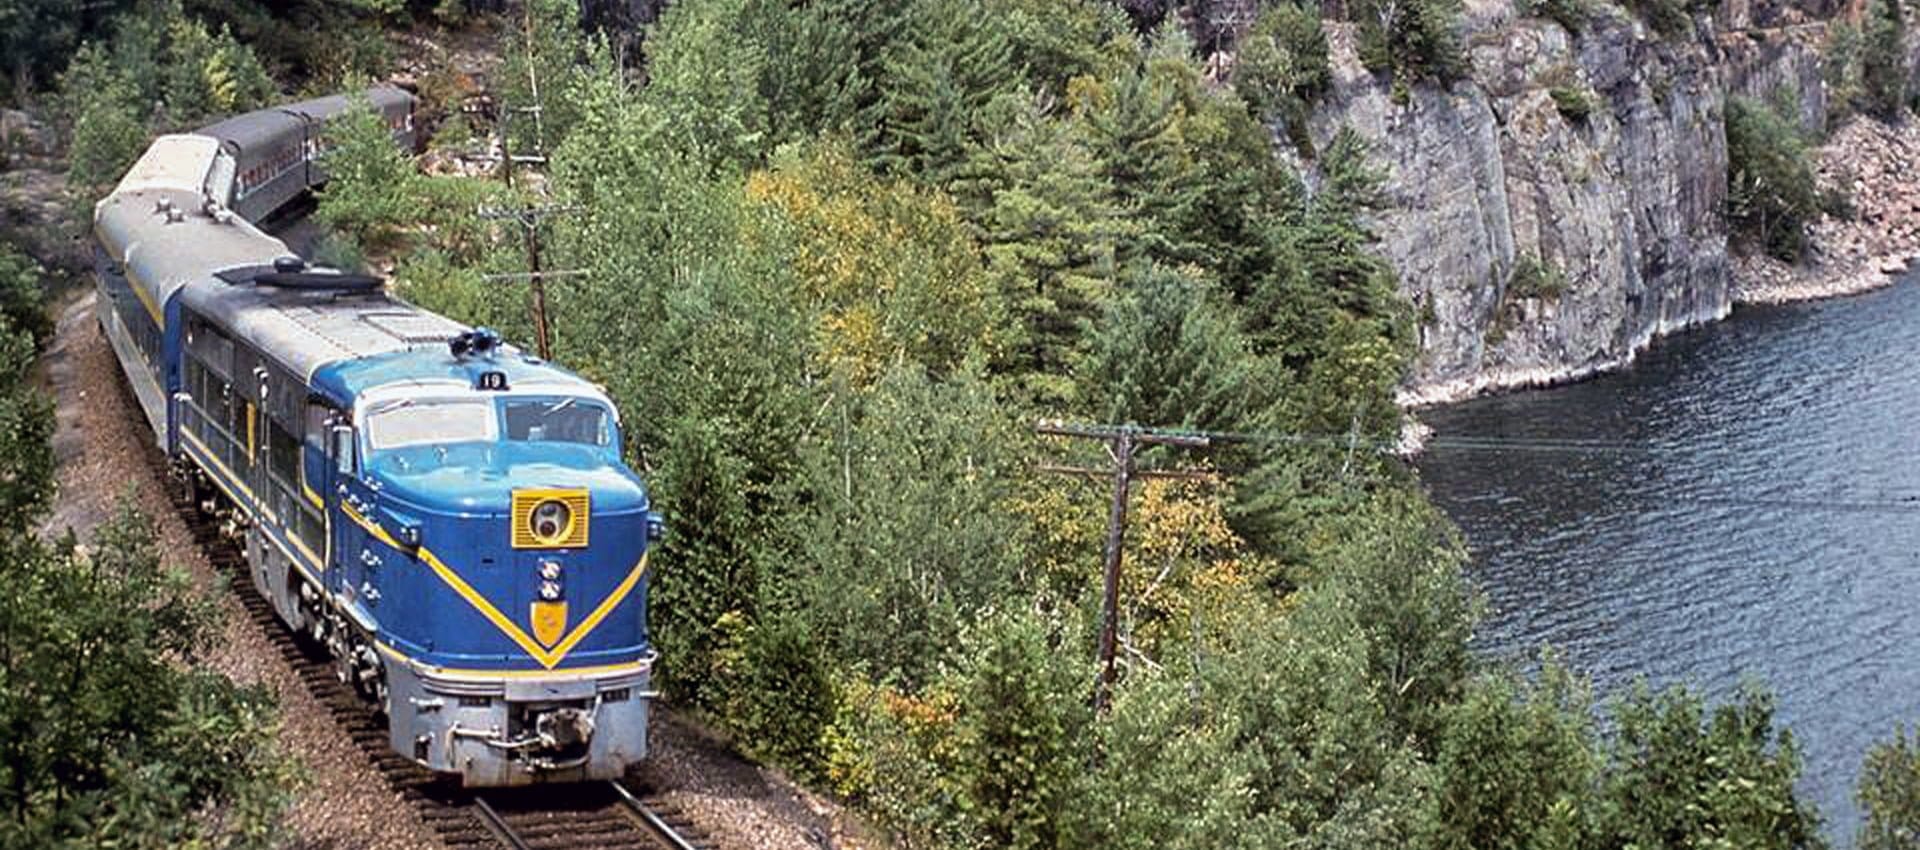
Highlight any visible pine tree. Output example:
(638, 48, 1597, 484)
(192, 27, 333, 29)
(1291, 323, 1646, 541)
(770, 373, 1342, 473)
(955, 102, 1126, 405)
(1864, 0, 1908, 119)
(1080, 266, 1268, 434)
(744, 0, 866, 149)
(1077, 59, 1191, 266)
(868, 0, 1019, 184)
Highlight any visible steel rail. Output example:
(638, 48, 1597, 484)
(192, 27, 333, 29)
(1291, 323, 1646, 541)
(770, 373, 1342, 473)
(611, 781, 703, 850)
(472, 795, 534, 850)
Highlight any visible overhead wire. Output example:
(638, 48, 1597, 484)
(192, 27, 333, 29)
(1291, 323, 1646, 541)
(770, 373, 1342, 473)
(1034, 419, 1920, 513)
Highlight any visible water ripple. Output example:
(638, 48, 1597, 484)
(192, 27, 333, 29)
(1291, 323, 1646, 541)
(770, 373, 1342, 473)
(1418, 277, 1920, 845)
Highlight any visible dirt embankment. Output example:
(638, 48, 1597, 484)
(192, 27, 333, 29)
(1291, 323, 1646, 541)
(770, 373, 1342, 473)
(40, 292, 446, 849)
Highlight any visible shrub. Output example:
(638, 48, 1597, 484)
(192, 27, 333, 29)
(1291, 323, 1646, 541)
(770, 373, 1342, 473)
(1824, 21, 1864, 126)
(1509, 253, 1568, 300)
(1549, 84, 1596, 122)
(0, 504, 297, 849)
(1593, 686, 1824, 850)
(1351, 0, 1468, 83)
(1233, 2, 1331, 122)
(1860, 727, 1920, 850)
(725, 616, 838, 780)
(1726, 95, 1820, 261)
(1622, 0, 1693, 37)
(59, 42, 147, 209)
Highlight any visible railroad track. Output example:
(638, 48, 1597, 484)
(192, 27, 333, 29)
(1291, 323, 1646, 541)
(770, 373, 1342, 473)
(471, 781, 709, 850)
(152, 452, 713, 850)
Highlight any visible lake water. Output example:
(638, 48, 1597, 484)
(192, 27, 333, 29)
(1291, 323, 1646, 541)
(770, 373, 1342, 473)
(1416, 278, 1920, 842)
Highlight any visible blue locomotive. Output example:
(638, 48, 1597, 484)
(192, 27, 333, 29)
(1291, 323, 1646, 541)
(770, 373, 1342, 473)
(92, 87, 662, 786)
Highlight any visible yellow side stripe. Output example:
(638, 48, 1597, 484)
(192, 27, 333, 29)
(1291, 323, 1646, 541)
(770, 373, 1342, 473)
(125, 265, 163, 327)
(181, 431, 320, 584)
(341, 503, 648, 670)
(181, 426, 276, 524)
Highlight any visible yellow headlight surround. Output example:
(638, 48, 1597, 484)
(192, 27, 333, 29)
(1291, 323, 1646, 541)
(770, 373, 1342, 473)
(512, 488, 590, 549)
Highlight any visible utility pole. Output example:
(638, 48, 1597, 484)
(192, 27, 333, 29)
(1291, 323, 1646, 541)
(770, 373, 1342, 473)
(473, 5, 575, 361)
(1035, 421, 1210, 714)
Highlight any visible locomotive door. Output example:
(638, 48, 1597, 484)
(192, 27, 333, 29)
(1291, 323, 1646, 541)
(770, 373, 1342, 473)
(326, 409, 379, 617)
(247, 366, 269, 526)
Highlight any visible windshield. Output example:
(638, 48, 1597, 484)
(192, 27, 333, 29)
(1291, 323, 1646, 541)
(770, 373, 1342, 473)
(365, 398, 498, 450)
(503, 397, 611, 447)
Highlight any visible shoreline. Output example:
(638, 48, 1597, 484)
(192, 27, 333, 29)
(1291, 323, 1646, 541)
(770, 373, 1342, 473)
(1398, 116, 1920, 410)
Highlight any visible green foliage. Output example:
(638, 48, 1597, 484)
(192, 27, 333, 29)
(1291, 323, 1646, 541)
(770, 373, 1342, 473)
(497, 0, 605, 159)
(719, 616, 838, 780)
(1208, 497, 1466, 838)
(1726, 95, 1820, 262)
(0, 500, 296, 848)
(158, 12, 275, 121)
(1432, 663, 1595, 850)
(1860, 727, 1920, 850)
(0, 0, 132, 97)
(1060, 667, 1260, 850)
(0, 245, 52, 349)
(315, 103, 430, 249)
(954, 610, 1083, 850)
(867, 0, 1019, 183)
(59, 42, 147, 209)
(1232, 2, 1330, 132)
(1550, 84, 1597, 122)
(1864, 0, 1909, 120)
(1592, 685, 1825, 850)
(1623, 0, 1696, 37)
(1081, 267, 1269, 433)
(746, 141, 1001, 377)
(641, 0, 774, 173)
(0, 246, 50, 531)
(314, 101, 511, 277)
(1509, 253, 1568, 301)
(1825, 20, 1865, 127)
(798, 364, 1028, 686)
(1350, 0, 1467, 84)
(957, 101, 1123, 405)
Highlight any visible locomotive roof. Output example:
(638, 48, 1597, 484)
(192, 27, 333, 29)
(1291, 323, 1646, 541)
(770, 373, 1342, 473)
(95, 181, 296, 327)
(177, 265, 602, 407)
(310, 344, 604, 411)
(196, 109, 302, 151)
(177, 270, 469, 384)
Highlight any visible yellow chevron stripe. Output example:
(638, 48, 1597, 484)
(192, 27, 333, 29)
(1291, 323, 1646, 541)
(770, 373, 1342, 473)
(373, 641, 653, 680)
(341, 503, 648, 669)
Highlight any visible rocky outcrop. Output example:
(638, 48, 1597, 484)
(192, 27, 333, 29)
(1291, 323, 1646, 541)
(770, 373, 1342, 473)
(1, 108, 88, 280)
(1735, 117, 1920, 303)
(1294, 1, 1845, 404)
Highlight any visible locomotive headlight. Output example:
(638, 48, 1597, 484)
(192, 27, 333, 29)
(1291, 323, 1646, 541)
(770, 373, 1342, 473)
(538, 560, 563, 581)
(530, 500, 571, 543)
(539, 580, 563, 601)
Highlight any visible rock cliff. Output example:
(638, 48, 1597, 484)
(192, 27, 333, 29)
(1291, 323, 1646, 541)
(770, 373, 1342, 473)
(1295, 1, 1846, 403)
